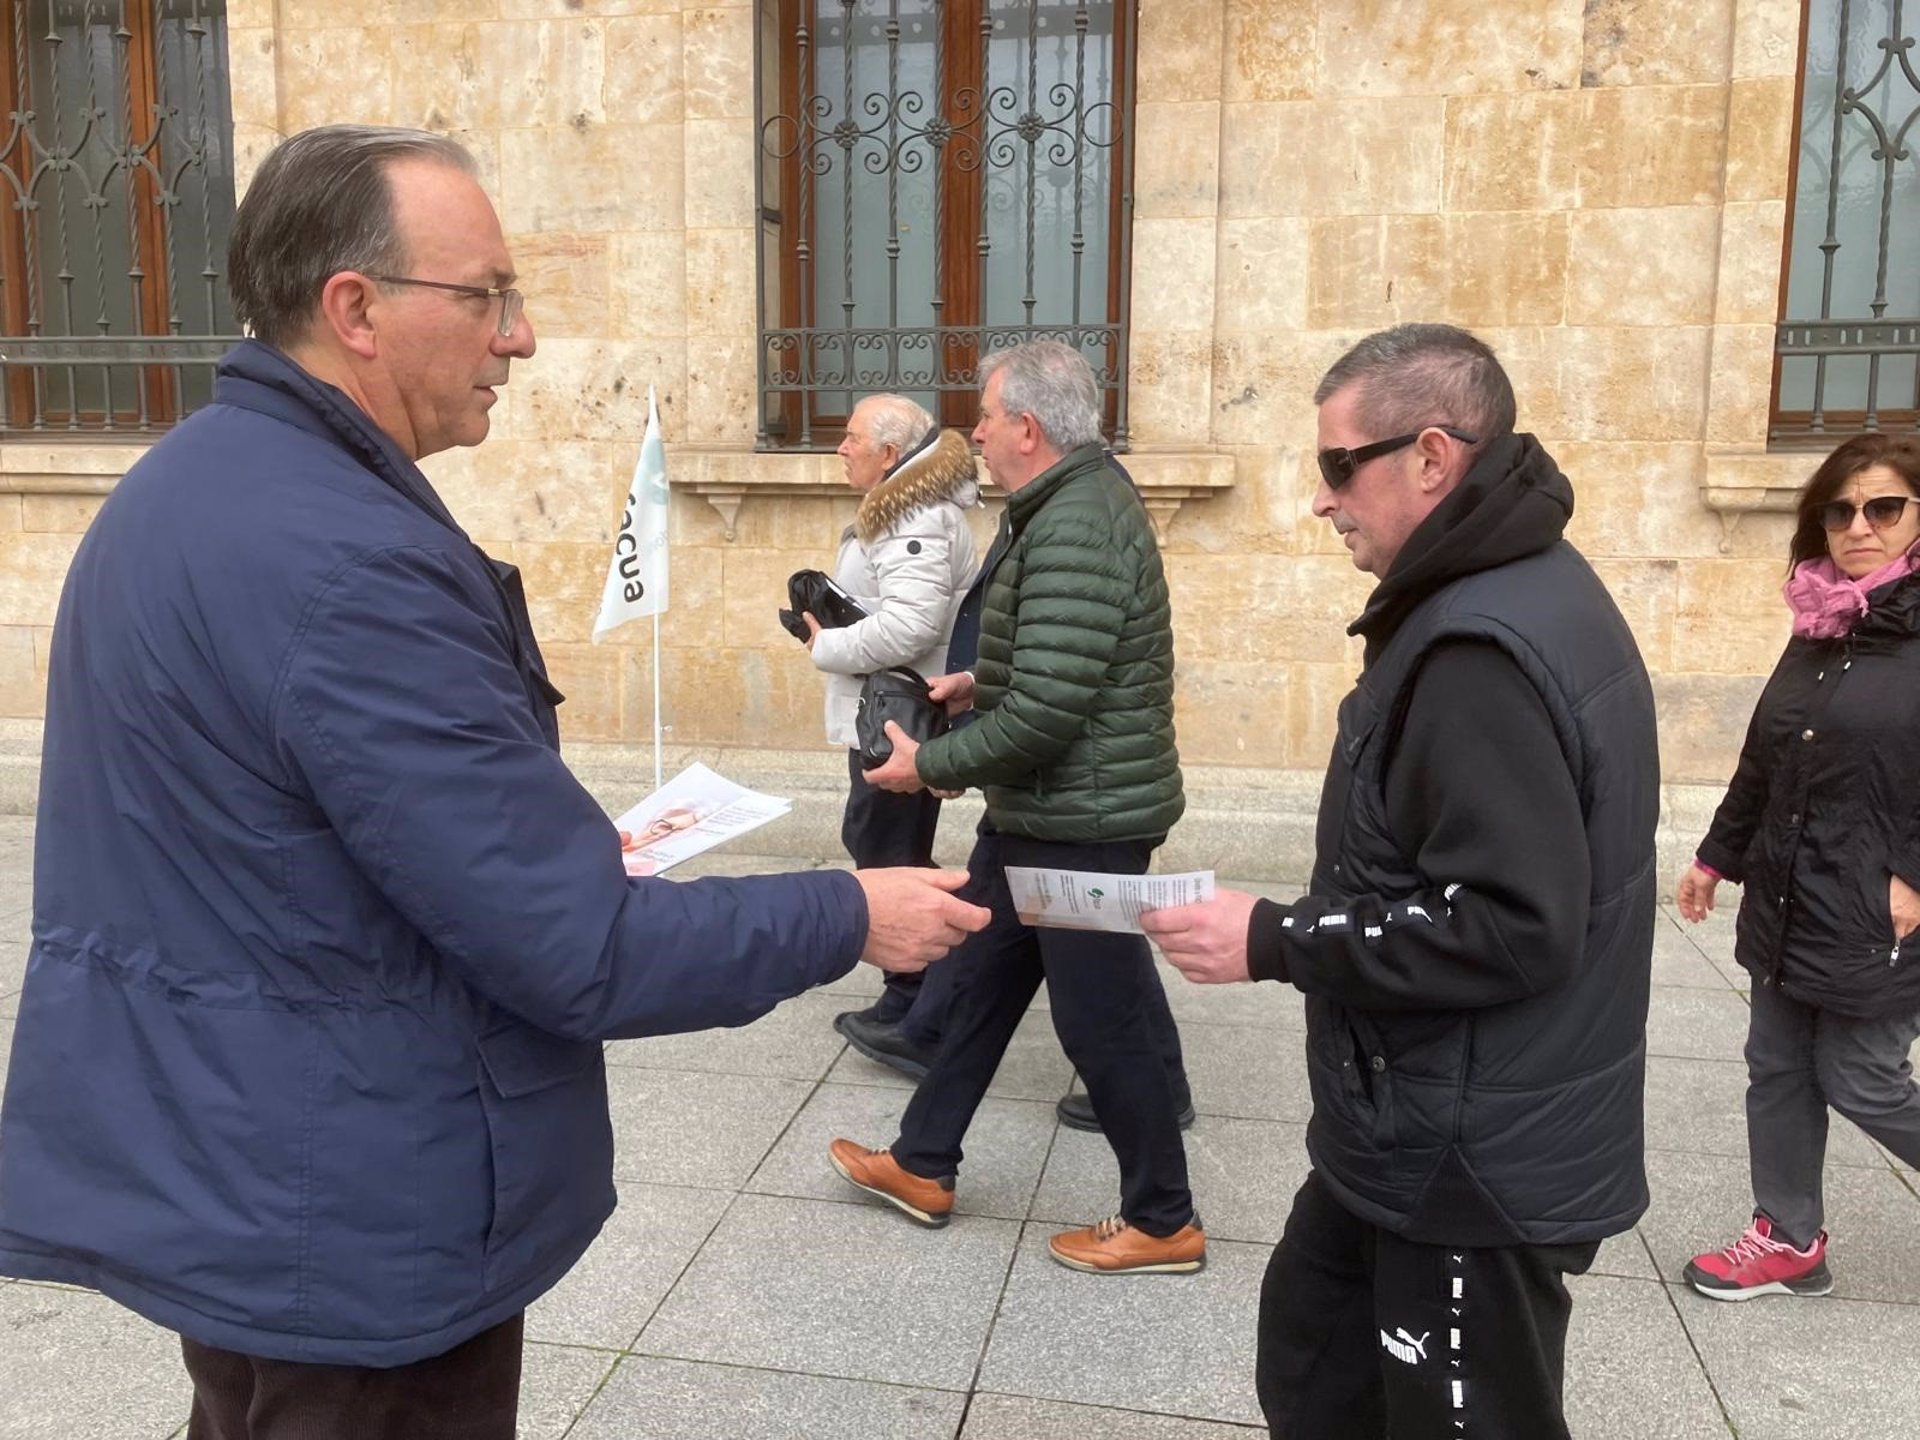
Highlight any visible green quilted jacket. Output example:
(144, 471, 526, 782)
(916, 444, 1184, 842)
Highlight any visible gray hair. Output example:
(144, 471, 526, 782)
(227, 125, 479, 348)
(980, 339, 1102, 450)
(1313, 323, 1517, 443)
(855, 393, 935, 454)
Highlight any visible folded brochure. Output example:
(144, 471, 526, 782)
(613, 762, 792, 877)
(1004, 866, 1215, 933)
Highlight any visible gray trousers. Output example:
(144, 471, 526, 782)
(1747, 978, 1920, 1249)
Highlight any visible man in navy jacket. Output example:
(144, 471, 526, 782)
(0, 126, 985, 1438)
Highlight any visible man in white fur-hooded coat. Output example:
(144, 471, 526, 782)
(805, 394, 979, 1059)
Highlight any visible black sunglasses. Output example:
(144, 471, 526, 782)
(1816, 495, 1920, 533)
(1317, 426, 1479, 490)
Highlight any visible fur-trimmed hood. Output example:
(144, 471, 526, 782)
(855, 427, 980, 544)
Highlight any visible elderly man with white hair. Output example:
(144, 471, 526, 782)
(808, 393, 980, 1074)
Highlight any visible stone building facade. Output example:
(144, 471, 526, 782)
(0, 0, 1836, 870)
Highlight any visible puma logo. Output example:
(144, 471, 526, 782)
(1379, 1327, 1430, 1366)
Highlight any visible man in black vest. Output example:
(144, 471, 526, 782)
(1144, 324, 1659, 1439)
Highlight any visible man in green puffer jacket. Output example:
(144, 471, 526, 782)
(828, 340, 1204, 1275)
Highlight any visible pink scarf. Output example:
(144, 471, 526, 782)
(1783, 548, 1920, 639)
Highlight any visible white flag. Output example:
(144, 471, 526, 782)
(594, 385, 670, 637)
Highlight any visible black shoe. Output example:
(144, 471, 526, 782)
(834, 1010, 935, 1080)
(1056, 1091, 1196, 1132)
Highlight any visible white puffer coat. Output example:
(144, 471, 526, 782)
(810, 427, 980, 747)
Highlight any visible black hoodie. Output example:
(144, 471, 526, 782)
(1248, 434, 1591, 1010)
(1245, 433, 1661, 1246)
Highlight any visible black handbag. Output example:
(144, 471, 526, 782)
(778, 568, 869, 641)
(855, 667, 949, 770)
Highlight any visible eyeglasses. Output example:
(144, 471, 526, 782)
(366, 274, 524, 337)
(1316, 425, 1479, 490)
(1816, 495, 1920, 532)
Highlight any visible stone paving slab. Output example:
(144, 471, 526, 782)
(1664, 903, 1741, 973)
(976, 1227, 1267, 1427)
(525, 1183, 732, 1350)
(0, 938, 25, 1000)
(568, 1355, 967, 1439)
(1180, 1021, 1315, 1123)
(1644, 985, 1754, 1063)
(517, 1342, 622, 1440)
(0, 1282, 190, 1440)
(637, 1193, 1021, 1392)
(604, 1066, 813, 1190)
(1592, 1226, 1661, 1282)
(1562, 1275, 1730, 1439)
(960, 1393, 1263, 1437)
(603, 989, 855, 1082)
(1141, 958, 1307, 1033)
(1677, 1290, 1920, 1440)
(1650, 915, 1740, 990)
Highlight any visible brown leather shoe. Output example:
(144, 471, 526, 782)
(1047, 1214, 1206, 1274)
(829, 1139, 955, 1228)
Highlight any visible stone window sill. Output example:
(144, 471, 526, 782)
(675, 447, 1235, 543)
(0, 442, 149, 496)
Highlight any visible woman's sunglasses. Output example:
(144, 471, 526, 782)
(1816, 495, 1920, 532)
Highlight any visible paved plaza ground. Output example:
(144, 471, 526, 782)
(0, 811, 1916, 1439)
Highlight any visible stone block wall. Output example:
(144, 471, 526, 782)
(1, 0, 1818, 809)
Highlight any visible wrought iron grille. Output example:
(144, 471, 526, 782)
(754, 0, 1135, 450)
(0, 0, 238, 436)
(1775, 0, 1920, 444)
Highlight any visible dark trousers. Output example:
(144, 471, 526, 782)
(181, 1314, 523, 1440)
(1746, 978, 1920, 1248)
(892, 829, 1194, 1236)
(1257, 1172, 1596, 1440)
(842, 747, 943, 1022)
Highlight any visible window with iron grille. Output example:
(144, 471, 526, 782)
(0, 0, 237, 436)
(1774, 0, 1920, 445)
(754, 0, 1135, 451)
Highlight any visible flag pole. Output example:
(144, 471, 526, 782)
(651, 609, 664, 794)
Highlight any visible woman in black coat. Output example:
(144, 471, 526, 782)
(1675, 432, 1920, 1301)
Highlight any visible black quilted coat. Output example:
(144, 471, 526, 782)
(1697, 570, 1920, 1018)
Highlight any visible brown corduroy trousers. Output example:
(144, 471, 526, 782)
(180, 1313, 523, 1440)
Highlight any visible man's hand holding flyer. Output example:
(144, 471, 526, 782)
(1004, 867, 1216, 934)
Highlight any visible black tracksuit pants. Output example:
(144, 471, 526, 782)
(891, 828, 1195, 1236)
(1258, 1171, 1598, 1440)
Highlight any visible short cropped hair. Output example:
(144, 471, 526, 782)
(227, 125, 478, 349)
(856, 394, 936, 454)
(980, 339, 1102, 450)
(1313, 323, 1517, 444)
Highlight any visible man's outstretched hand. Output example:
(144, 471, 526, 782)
(1141, 889, 1261, 985)
(854, 867, 991, 972)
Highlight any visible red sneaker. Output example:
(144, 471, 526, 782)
(1684, 1215, 1832, 1301)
